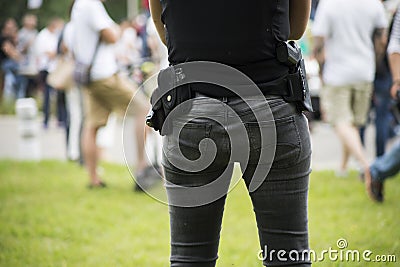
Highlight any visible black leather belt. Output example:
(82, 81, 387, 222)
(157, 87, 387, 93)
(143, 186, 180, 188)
(192, 75, 289, 101)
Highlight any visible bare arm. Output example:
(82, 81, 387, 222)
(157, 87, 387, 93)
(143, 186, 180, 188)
(2, 41, 22, 61)
(149, 0, 166, 45)
(100, 25, 120, 44)
(313, 36, 325, 75)
(289, 0, 311, 40)
(389, 53, 400, 98)
(374, 28, 388, 67)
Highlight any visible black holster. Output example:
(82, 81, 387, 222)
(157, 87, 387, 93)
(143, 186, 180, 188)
(146, 66, 193, 136)
(277, 41, 313, 112)
(284, 58, 313, 112)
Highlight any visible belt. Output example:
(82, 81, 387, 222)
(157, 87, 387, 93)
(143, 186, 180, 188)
(192, 76, 289, 101)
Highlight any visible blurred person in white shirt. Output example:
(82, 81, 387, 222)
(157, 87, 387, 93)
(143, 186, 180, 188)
(115, 18, 142, 74)
(59, 19, 84, 162)
(71, 0, 152, 189)
(313, 0, 387, 176)
(34, 17, 64, 128)
(17, 14, 38, 98)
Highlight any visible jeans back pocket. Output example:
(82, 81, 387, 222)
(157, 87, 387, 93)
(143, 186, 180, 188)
(245, 115, 301, 168)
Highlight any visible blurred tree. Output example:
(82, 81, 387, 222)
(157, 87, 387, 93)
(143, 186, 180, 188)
(0, 0, 29, 27)
(0, 0, 128, 29)
(105, 0, 128, 22)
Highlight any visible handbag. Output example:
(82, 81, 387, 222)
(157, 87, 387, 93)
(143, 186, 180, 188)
(73, 38, 101, 86)
(47, 56, 75, 90)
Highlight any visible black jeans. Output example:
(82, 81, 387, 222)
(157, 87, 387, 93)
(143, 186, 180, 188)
(162, 94, 312, 266)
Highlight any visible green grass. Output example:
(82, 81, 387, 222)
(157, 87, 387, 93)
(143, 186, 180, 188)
(0, 93, 44, 115)
(0, 101, 16, 115)
(0, 161, 399, 267)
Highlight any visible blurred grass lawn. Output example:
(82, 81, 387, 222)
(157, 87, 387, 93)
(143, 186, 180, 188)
(0, 160, 399, 267)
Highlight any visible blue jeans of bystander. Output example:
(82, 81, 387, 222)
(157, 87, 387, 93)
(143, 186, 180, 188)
(370, 140, 400, 182)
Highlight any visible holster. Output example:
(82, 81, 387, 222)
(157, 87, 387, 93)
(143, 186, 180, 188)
(146, 66, 193, 136)
(277, 41, 313, 113)
(284, 58, 313, 112)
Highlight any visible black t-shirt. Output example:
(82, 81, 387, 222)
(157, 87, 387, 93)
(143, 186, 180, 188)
(161, 0, 290, 93)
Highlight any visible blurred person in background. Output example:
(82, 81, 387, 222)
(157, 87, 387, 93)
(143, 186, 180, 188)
(115, 18, 142, 75)
(34, 17, 65, 129)
(146, 16, 168, 70)
(143, 16, 168, 174)
(312, 0, 388, 177)
(365, 139, 400, 202)
(0, 18, 21, 101)
(17, 14, 39, 98)
(113, 16, 164, 173)
(58, 16, 84, 163)
(133, 13, 151, 60)
(364, 5, 400, 202)
(71, 0, 152, 189)
(360, 0, 398, 158)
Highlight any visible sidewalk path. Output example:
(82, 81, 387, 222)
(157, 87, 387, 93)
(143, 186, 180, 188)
(0, 115, 66, 160)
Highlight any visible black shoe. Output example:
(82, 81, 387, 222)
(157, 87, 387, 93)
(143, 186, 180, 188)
(365, 168, 384, 203)
(369, 179, 384, 203)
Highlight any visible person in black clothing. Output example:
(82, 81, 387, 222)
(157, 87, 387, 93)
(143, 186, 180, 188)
(149, 1, 312, 266)
(0, 18, 19, 64)
(0, 18, 21, 101)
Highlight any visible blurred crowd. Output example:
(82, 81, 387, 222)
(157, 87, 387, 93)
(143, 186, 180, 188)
(0, 11, 165, 103)
(0, 9, 166, 163)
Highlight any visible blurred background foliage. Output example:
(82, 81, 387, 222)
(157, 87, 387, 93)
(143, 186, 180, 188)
(0, 0, 130, 29)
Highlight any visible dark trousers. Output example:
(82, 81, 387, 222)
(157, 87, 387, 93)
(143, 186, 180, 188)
(373, 74, 393, 157)
(39, 70, 67, 127)
(162, 94, 312, 266)
(39, 70, 52, 127)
